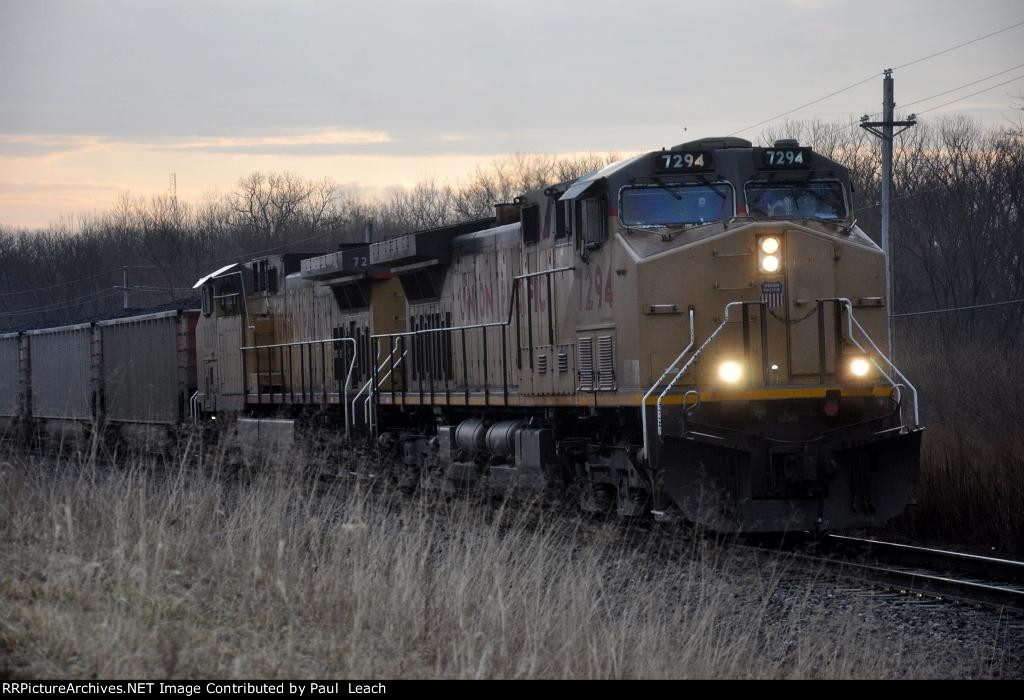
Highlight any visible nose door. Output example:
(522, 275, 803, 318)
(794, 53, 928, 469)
(785, 233, 838, 378)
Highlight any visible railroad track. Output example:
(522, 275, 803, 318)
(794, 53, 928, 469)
(768, 534, 1024, 614)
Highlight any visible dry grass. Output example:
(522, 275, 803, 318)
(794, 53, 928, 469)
(894, 336, 1024, 556)
(0, 438, 1017, 679)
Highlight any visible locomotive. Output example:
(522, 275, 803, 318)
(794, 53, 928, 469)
(0, 136, 922, 533)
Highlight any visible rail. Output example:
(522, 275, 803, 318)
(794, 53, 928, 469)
(351, 341, 408, 434)
(645, 297, 921, 451)
(189, 390, 200, 424)
(640, 308, 694, 460)
(824, 534, 1024, 582)
(368, 266, 575, 409)
(825, 297, 920, 428)
(652, 301, 765, 440)
(240, 337, 358, 438)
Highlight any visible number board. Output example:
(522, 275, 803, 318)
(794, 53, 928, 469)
(757, 147, 814, 170)
(652, 150, 714, 173)
(340, 246, 370, 273)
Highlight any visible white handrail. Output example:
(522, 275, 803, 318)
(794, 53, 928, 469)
(351, 341, 407, 433)
(828, 297, 921, 428)
(640, 308, 694, 459)
(654, 301, 750, 438)
(643, 298, 921, 455)
(363, 349, 407, 430)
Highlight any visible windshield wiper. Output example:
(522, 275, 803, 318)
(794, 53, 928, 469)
(650, 176, 682, 201)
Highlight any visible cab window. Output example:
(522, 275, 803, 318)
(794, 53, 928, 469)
(745, 180, 847, 220)
(620, 183, 734, 228)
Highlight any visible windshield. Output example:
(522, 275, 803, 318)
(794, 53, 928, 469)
(745, 181, 847, 220)
(620, 183, 734, 227)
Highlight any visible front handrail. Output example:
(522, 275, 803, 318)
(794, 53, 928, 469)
(640, 308, 695, 457)
(824, 297, 921, 429)
(646, 298, 921, 448)
(654, 301, 753, 438)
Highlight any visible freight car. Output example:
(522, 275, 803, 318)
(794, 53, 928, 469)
(185, 136, 922, 533)
(0, 309, 198, 445)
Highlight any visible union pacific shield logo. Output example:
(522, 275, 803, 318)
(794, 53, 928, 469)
(761, 281, 784, 309)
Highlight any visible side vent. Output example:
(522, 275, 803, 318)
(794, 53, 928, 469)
(537, 352, 548, 374)
(577, 337, 594, 391)
(597, 335, 615, 391)
(557, 352, 568, 372)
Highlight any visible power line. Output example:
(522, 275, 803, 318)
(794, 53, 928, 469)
(893, 298, 1024, 318)
(0, 269, 117, 297)
(901, 61, 1024, 110)
(0, 289, 120, 318)
(892, 19, 1024, 71)
(917, 73, 1024, 115)
(728, 73, 881, 137)
(730, 17, 1024, 138)
(853, 184, 954, 213)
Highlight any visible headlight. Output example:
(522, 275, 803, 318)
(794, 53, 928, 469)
(848, 356, 871, 378)
(758, 236, 783, 273)
(718, 360, 743, 384)
(760, 254, 780, 273)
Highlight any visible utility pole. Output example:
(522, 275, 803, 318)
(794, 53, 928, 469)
(113, 267, 130, 309)
(860, 69, 916, 355)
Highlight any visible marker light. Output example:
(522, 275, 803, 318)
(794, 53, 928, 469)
(760, 236, 780, 254)
(760, 254, 781, 273)
(849, 357, 871, 378)
(718, 360, 743, 384)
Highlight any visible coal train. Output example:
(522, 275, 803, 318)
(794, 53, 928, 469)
(0, 136, 923, 532)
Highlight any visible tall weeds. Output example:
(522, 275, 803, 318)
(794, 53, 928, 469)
(0, 442, 1013, 679)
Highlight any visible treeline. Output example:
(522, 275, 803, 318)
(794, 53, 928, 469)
(765, 116, 1024, 347)
(0, 154, 616, 330)
(1, 117, 1022, 345)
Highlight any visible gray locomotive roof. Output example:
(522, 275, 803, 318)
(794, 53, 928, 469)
(560, 154, 646, 201)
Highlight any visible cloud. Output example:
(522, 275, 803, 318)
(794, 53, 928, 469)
(157, 128, 392, 153)
(0, 134, 104, 161)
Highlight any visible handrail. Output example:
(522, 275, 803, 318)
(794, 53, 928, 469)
(645, 298, 921, 450)
(366, 265, 575, 414)
(370, 266, 576, 341)
(654, 301, 753, 438)
(189, 390, 200, 423)
(363, 347, 408, 431)
(351, 341, 406, 434)
(640, 308, 695, 460)
(240, 336, 358, 439)
(823, 297, 921, 429)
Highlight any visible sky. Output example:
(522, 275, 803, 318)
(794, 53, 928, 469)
(1, 0, 1022, 228)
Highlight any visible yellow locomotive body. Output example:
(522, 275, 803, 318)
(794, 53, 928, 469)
(194, 136, 921, 533)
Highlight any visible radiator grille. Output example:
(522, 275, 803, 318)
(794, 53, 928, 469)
(597, 335, 615, 391)
(537, 352, 548, 374)
(557, 352, 568, 373)
(577, 337, 594, 391)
